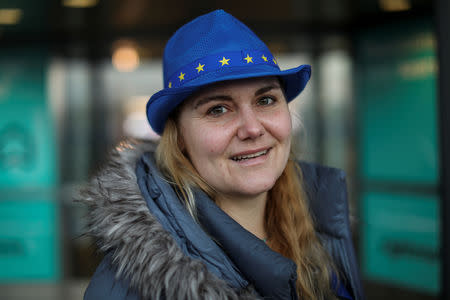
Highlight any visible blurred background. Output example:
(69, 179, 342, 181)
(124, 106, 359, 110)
(0, 0, 448, 299)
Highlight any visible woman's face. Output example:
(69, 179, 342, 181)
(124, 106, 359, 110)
(177, 76, 292, 201)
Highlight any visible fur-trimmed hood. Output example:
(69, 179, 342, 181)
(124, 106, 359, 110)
(79, 140, 259, 300)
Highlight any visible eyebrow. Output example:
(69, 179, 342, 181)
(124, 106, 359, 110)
(194, 95, 233, 109)
(254, 84, 281, 96)
(193, 84, 282, 109)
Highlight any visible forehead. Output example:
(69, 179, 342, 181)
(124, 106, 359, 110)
(196, 76, 280, 95)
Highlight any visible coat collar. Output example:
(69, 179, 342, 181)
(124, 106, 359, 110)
(194, 188, 298, 299)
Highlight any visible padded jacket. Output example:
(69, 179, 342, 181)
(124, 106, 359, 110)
(79, 141, 364, 300)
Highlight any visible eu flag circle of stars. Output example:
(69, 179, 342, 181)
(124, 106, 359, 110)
(167, 50, 279, 89)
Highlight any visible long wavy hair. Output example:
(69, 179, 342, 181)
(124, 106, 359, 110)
(155, 116, 338, 300)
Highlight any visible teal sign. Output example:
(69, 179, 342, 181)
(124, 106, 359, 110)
(0, 200, 60, 281)
(0, 49, 57, 189)
(357, 19, 438, 184)
(362, 192, 439, 293)
(0, 48, 60, 281)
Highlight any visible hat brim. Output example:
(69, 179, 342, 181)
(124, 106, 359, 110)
(147, 64, 311, 134)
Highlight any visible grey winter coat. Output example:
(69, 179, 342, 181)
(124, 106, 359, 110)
(79, 141, 364, 300)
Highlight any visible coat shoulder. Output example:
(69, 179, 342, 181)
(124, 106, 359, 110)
(84, 254, 140, 300)
(298, 162, 365, 300)
(298, 161, 350, 239)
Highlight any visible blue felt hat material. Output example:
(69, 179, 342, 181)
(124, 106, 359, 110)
(147, 9, 311, 134)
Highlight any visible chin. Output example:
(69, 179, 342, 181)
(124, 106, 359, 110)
(236, 177, 278, 196)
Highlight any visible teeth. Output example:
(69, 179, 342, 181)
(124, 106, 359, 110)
(232, 149, 268, 161)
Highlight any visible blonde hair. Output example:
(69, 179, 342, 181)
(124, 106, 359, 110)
(155, 117, 338, 300)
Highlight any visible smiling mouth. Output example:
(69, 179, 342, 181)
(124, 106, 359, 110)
(231, 149, 270, 162)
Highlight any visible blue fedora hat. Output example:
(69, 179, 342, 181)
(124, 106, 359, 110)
(147, 9, 311, 134)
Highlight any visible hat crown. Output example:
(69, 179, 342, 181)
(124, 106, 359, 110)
(163, 9, 271, 85)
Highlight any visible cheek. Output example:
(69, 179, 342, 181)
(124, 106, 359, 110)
(269, 109, 292, 141)
(183, 125, 228, 159)
(282, 113, 293, 138)
(201, 129, 230, 154)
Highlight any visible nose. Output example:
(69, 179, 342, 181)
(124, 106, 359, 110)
(237, 107, 265, 140)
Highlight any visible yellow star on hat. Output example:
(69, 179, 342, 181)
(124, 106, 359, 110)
(244, 54, 253, 63)
(219, 56, 230, 66)
(196, 63, 205, 73)
(178, 72, 185, 81)
(261, 55, 268, 62)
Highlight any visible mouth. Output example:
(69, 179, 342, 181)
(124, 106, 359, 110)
(230, 148, 271, 162)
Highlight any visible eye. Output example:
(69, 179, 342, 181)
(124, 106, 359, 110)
(257, 96, 275, 106)
(207, 105, 228, 116)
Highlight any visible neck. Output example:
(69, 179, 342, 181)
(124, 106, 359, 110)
(215, 192, 268, 240)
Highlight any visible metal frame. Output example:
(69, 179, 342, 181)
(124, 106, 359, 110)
(436, 0, 450, 299)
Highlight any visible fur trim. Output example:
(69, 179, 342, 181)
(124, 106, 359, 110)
(78, 140, 259, 300)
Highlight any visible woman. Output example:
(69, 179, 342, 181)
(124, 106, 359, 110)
(81, 9, 363, 300)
